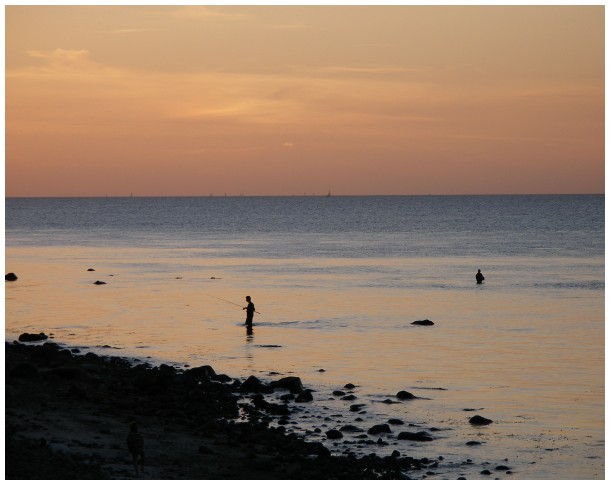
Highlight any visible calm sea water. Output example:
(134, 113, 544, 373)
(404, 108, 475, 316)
(5, 195, 604, 479)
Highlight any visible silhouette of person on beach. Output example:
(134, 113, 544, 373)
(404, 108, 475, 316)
(243, 296, 255, 333)
(127, 422, 144, 478)
(476, 269, 485, 284)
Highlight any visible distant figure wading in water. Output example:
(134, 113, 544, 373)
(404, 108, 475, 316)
(476, 269, 485, 284)
(243, 296, 255, 334)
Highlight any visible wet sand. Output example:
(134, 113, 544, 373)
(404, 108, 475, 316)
(5, 340, 433, 480)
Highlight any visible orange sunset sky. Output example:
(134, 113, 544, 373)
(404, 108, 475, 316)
(5, 5, 605, 197)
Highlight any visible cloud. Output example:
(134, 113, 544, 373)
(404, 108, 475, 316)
(268, 23, 307, 30)
(26, 48, 91, 64)
(167, 6, 246, 21)
(106, 28, 162, 34)
(310, 65, 424, 75)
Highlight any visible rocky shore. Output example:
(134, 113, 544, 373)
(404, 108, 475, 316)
(6, 340, 436, 480)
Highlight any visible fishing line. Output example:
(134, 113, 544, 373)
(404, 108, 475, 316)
(204, 293, 261, 314)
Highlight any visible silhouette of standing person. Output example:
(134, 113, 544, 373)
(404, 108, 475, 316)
(243, 296, 255, 334)
(127, 422, 144, 477)
(476, 269, 485, 284)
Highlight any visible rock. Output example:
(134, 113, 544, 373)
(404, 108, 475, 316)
(212, 373, 232, 383)
(367, 424, 391, 435)
(396, 390, 416, 400)
(251, 395, 290, 415)
(295, 390, 313, 402)
(5, 273, 18, 281)
(349, 404, 366, 412)
(469, 415, 493, 425)
(388, 418, 404, 425)
(93, 281, 106, 285)
(325, 429, 343, 439)
(397, 431, 434, 442)
(87, 268, 95, 272)
(270, 376, 304, 394)
(332, 390, 346, 396)
(240, 375, 265, 392)
(18, 332, 48, 342)
(340, 394, 357, 401)
(466, 441, 482, 446)
(495, 465, 511, 471)
(184, 365, 216, 382)
(411, 319, 434, 326)
(344, 383, 356, 389)
(481, 470, 492, 475)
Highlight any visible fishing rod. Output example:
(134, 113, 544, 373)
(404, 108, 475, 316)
(206, 294, 261, 314)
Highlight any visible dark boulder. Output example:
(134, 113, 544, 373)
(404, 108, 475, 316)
(397, 431, 434, 442)
(388, 418, 404, 425)
(466, 441, 482, 446)
(184, 365, 215, 381)
(344, 383, 356, 389)
(469, 415, 493, 425)
(340, 394, 357, 401)
(367, 424, 391, 435)
(212, 373, 232, 383)
(411, 319, 434, 326)
(240, 375, 265, 392)
(325, 429, 343, 439)
(295, 390, 314, 402)
(93, 280, 106, 285)
(332, 390, 346, 396)
(396, 390, 416, 400)
(18, 332, 48, 343)
(270, 376, 304, 394)
(5, 273, 18, 281)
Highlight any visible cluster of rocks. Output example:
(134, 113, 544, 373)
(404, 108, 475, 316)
(5, 340, 439, 479)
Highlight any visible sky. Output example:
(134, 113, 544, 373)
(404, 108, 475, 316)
(5, 5, 605, 196)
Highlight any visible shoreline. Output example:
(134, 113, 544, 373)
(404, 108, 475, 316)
(6, 339, 438, 480)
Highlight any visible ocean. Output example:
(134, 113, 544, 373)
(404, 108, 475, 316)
(5, 195, 604, 479)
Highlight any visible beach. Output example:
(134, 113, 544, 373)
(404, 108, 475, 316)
(6, 338, 447, 480)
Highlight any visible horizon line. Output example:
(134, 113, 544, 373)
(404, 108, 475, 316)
(4, 193, 605, 199)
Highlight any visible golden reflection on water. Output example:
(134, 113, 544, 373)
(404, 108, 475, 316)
(5, 245, 604, 478)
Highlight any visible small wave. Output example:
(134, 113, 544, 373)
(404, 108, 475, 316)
(533, 281, 604, 290)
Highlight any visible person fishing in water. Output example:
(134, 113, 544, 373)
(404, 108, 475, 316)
(243, 296, 255, 332)
(476, 269, 485, 284)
